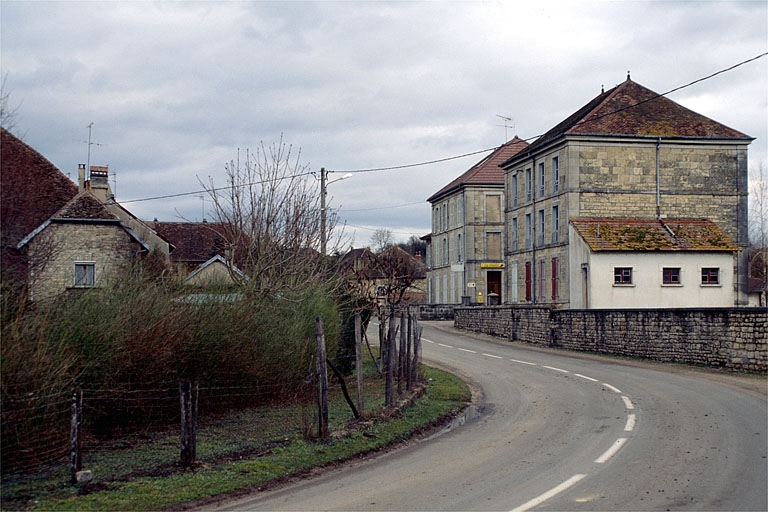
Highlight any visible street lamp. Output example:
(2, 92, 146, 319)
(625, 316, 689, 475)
(320, 168, 353, 255)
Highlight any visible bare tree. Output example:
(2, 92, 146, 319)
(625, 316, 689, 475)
(0, 72, 22, 135)
(203, 136, 343, 297)
(369, 228, 393, 253)
(749, 161, 767, 299)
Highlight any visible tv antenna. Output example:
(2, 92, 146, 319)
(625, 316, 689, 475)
(80, 122, 105, 180)
(495, 114, 514, 142)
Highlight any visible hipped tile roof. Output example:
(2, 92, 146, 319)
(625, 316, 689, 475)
(570, 218, 739, 252)
(428, 136, 529, 203)
(502, 77, 752, 167)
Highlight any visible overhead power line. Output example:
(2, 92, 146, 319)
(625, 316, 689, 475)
(120, 52, 766, 206)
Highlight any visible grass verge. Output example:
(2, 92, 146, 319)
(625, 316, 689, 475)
(1, 364, 470, 511)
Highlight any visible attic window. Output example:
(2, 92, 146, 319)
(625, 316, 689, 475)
(74, 262, 95, 287)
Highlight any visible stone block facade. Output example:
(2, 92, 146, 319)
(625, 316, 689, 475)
(455, 306, 767, 372)
(27, 222, 142, 300)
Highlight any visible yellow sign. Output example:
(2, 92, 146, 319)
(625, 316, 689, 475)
(481, 263, 505, 269)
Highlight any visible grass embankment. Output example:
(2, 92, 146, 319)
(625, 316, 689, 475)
(1, 364, 470, 511)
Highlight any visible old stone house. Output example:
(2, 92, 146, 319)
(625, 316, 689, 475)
(424, 136, 529, 305)
(1, 128, 171, 301)
(501, 75, 752, 308)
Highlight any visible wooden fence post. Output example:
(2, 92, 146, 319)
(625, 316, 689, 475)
(412, 322, 422, 384)
(355, 312, 364, 414)
(406, 312, 413, 390)
(180, 379, 199, 467)
(385, 313, 396, 407)
(398, 311, 406, 394)
(70, 388, 83, 484)
(316, 316, 329, 440)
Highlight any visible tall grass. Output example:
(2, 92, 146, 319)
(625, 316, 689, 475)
(1, 277, 340, 471)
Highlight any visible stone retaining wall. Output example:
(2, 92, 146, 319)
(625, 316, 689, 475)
(454, 306, 767, 372)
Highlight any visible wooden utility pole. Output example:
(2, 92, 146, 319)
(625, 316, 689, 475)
(316, 317, 329, 440)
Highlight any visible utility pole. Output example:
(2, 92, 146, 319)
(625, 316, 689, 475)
(320, 167, 327, 255)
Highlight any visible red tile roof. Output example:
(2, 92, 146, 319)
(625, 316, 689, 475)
(428, 136, 529, 203)
(1, 128, 78, 248)
(502, 77, 752, 167)
(570, 218, 739, 252)
(55, 191, 120, 220)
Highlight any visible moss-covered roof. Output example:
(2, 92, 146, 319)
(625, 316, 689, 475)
(571, 218, 739, 252)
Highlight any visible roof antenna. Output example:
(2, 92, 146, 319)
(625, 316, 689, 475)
(83, 122, 105, 181)
(627, 70, 631, 81)
(601, 84, 604, 93)
(495, 114, 514, 142)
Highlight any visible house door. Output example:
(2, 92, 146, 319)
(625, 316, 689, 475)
(487, 271, 502, 304)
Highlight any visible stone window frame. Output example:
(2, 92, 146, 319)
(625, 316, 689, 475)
(73, 261, 96, 287)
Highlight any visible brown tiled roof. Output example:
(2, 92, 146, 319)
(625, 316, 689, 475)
(55, 191, 119, 220)
(1, 128, 78, 248)
(428, 136, 529, 203)
(570, 218, 739, 252)
(148, 221, 229, 263)
(502, 78, 752, 167)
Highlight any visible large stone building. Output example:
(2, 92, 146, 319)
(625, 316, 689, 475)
(425, 136, 529, 304)
(501, 76, 752, 307)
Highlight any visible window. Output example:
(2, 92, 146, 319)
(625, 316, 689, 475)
(511, 217, 518, 251)
(701, 267, 720, 285)
(525, 214, 532, 249)
(512, 174, 518, 206)
(525, 261, 532, 301)
(662, 267, 681, 285)
(486, 194, 501, 223)
(552, 205, 559, 243)
(457, 234, 462, 262)
(614, 267, 633, 285)
(538, 162, 545, 198)
(537, 209, 545, 245)
(537, 260, 546, 301)
(74, 262, 95, 287)
(525, 168, 532, 201)
(551, 257, 559, 300)
(552, 156, 560, 193)
(486, 231, 501, 260)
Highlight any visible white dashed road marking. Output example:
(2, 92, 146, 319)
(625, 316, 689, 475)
(509, 474, 588, 512)
(594, 437, 629, 464)
(543, 365, 569, 373)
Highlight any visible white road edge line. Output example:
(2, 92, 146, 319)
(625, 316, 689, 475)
(457, 348, 477, 353)
(602, 383, 622, 394)
(624, 413, 636, 432)
(509, 473, 588, 512)
(621, 396, 635, 410)
(595, 437, 628, 464)
(574, 373, 598, 382)
(423, 339, 435, 344)
(543, 365, 569, 373)
(482, 353, 503, 359)
(509, 358, 537, 366)
(438, 343, 453, 348)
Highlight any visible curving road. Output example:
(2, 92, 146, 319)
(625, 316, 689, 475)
(216, 321, 767, 511)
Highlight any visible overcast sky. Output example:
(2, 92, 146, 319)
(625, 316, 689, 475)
(2, 0, 766, 247)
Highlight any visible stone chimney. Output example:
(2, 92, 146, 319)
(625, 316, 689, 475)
(88, 165, 113, 202)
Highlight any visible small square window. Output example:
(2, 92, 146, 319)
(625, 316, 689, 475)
(74, 262, 95, 287)
(701, 267, 720, 285)
(614, 267, 632, 285)
(662, 267, 681, 285)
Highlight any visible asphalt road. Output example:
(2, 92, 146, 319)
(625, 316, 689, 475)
(215, 321, 767, 511)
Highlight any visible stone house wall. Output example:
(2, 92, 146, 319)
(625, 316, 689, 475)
(455, 305, 767, 372)
(27, 222, 142, 300)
